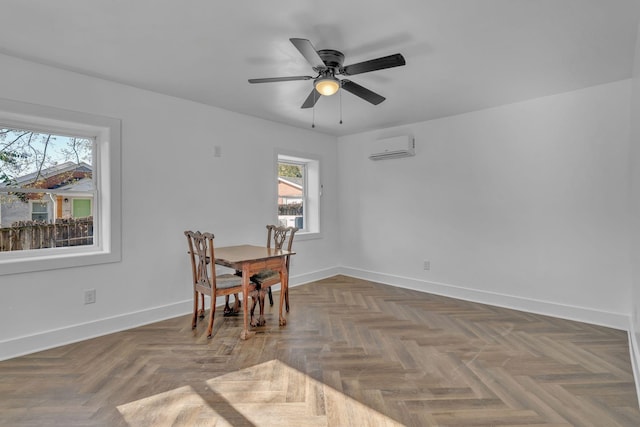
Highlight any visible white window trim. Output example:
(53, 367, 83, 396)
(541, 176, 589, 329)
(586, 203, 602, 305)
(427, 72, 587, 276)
(0, 98, 121, 275)
(275, 149, 322, 240)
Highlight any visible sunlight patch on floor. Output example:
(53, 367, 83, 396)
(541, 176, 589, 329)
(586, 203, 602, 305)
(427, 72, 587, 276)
(117, 359, 403, 426)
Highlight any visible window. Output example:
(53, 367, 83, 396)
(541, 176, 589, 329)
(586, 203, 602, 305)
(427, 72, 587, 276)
(278, 161, 305, 229)
(30, 201, 49, 222)
(276, 152, 320, 236)
(0, 98, 121, 275)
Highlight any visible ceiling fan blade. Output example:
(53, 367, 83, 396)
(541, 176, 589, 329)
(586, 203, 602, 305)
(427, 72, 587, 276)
(341, 80, 385, 105)
(301, 88, 321, 109)
(341, 53, 406, 76)
(248, 76, 313, 83)
(290, 38, 325, 70)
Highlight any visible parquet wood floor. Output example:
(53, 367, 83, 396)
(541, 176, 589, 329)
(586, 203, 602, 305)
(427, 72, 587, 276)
(1, 275, 639, 426)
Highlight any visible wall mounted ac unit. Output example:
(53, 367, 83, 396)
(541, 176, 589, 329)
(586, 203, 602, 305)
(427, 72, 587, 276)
(368, 135, 415, 161)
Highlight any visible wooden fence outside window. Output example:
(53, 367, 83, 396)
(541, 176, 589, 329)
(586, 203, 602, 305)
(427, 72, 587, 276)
(0, 217, 93, 252)
(278, 203, 303, 216)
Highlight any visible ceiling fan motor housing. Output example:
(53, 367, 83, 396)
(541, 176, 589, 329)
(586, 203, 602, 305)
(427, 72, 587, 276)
(317, 49, 345, 70)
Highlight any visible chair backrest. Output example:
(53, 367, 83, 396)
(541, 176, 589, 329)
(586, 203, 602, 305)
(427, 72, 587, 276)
(184, 230, 216, 290)
(265, 225, 298, 268)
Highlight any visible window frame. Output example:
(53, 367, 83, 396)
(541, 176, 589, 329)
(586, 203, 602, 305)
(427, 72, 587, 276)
(0, 98, 121, 275)
(276, 150, 321, 239)
(29, 200, 50, 222)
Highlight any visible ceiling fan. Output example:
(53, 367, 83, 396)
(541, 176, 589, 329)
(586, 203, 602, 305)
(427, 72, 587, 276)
(248, 38, 406, 109)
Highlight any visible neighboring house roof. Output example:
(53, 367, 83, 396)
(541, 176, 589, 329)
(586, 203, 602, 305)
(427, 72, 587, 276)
(278, 177, 303, 198)
(55, 177, 93, 192)
(15, 161, 92, 184)
(1, 161, 92, 190)
(278, 176, 302, 189)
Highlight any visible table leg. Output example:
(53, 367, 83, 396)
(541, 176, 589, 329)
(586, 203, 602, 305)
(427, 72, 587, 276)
(240, 262, 255, 340)
(278, 258, 288, 326)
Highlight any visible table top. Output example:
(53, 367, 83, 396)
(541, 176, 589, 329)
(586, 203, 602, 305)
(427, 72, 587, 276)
(214, 244, 295, 264)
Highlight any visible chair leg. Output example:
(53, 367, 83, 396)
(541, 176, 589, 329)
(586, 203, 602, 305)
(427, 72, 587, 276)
(268, 286, 274, 306)
(192, 291, 198, 329)
(206, 296, 216, 339)
(199, 293, 205, 319)
(224, 294, 241, 316)
(249, 290, 260, 327)
(285, 288, 290, 313)
(224, 295, 231, 314)
(258, 289, 267, 326)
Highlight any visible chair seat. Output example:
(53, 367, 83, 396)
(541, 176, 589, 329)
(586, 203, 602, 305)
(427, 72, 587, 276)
(251, 269, 279, 284)
(216, 274, 244, 289)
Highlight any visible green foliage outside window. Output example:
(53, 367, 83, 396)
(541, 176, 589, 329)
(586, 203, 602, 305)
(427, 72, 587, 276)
(278, 163, 302, 178)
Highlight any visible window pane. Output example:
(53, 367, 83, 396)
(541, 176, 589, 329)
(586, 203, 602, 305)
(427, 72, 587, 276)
(31, 202, 48, 213)
(278, 161, 304, 229)
(0, 127, 94, 251)
(31, 201, 49, 221)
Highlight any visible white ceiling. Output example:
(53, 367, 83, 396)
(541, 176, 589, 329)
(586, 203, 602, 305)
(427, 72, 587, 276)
(1, 1, 639, 136)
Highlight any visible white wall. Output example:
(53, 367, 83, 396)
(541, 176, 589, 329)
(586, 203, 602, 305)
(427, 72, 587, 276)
(338, 80, 632, 328)
(0, 53, 340, 360)
(630, 22, 640, 388)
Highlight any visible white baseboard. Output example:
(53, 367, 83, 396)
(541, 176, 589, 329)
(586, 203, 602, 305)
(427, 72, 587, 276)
(339, 267, 629, 330)
(629, 321, 640, 409)
(0, 300, 193, 361)
(291, 266, 342, 287)
(0, 266, 341, 361)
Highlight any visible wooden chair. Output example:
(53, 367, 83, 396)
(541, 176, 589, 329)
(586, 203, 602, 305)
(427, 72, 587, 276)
(249, 225, 298, 325)
(185, 230, 255, 338)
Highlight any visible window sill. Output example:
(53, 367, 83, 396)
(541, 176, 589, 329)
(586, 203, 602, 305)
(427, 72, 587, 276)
(0, 246, 121, 276)
(295, 231, 322, 241)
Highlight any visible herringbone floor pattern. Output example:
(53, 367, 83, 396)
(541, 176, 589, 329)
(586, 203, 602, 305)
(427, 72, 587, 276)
(1, 275, 639, 426)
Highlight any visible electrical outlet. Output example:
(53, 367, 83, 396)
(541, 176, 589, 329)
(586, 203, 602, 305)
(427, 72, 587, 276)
(84, 289, 96, 304)
(423, 260, 430, 271)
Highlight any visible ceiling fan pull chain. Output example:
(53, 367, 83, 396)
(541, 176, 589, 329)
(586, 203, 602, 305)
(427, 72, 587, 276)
(312, 91, 316, 128)
(339, 85, 343, 124)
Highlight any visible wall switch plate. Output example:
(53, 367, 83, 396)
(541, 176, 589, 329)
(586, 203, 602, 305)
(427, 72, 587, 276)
(423, 260, 430, 270)
(84, 289, 96, 304)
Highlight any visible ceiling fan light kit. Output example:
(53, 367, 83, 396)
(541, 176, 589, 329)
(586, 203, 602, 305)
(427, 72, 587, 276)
(315, 76, 340, 96)
(249, 38, 406, 111)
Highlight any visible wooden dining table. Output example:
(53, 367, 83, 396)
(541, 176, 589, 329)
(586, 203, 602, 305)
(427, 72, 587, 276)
(214, 244, 295, 340)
